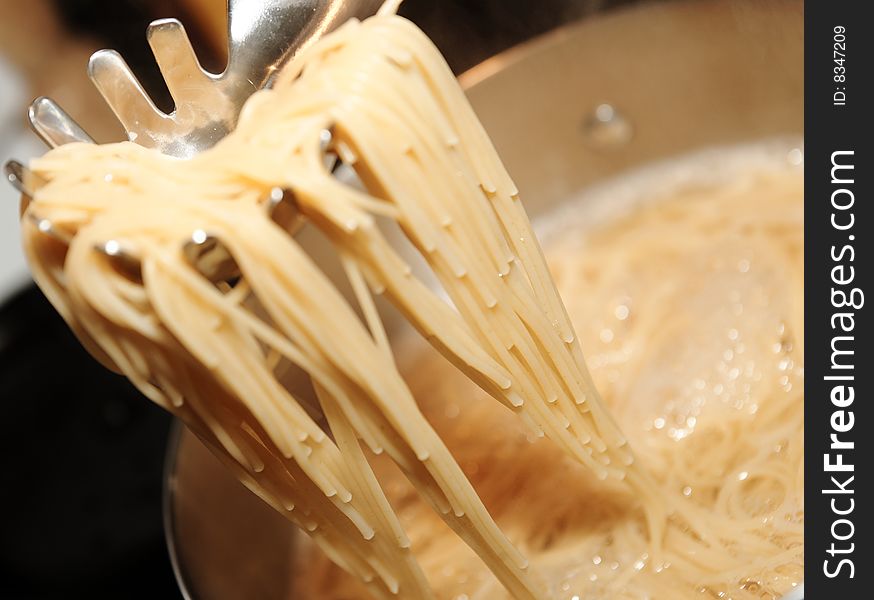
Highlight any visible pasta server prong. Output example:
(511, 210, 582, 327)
(24, 0, 383, 159)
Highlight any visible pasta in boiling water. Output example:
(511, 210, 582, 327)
(297, 149, 803, 599)
(19, 10, 801, 600)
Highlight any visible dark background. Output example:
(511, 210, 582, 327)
(0, 1, 636, 598)
(804, 1, 870, 597)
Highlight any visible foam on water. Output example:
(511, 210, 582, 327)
(535, 137, 804, 243)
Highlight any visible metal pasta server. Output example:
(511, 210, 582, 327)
(5, 0, 383, 280)
(24, 0, 385, 157)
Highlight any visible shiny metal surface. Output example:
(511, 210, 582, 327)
(10, 0, 383, 162)
(5, 159, 40, 210)
(3, 160, 27, 195)
(95, 240, 143, 281)
(28, 97, 94, 147)
(5, 99, 88, 213)
(27, 213, 71, 244)
(85, 0, 383, 157)
(165, 1, 803, 598)
(179, 185, 307, 283)
(165, 421, 296, 600)
(4, 0, 382, 279)
(182, 230, 240, 283)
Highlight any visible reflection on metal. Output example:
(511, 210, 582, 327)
(582, 103, 633, 149)
(28, 97, 94, 148)
(26, 0, 384, 159)
(182, 230, 240, 284)
(96, 239, 143, 282)
(4, 160, 28, 195)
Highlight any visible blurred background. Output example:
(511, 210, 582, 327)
(0, 1, 636, 597)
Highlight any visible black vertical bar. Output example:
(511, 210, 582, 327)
(805, 0, 872, 596)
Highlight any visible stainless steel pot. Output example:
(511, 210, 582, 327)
(164, 1, 803, 597)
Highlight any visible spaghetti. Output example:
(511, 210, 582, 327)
(19, 10, 802, 600)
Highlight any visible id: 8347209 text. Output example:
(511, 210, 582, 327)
(833, 26, 847, 106)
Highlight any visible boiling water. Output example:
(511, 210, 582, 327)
(296, 138, 804, 600)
